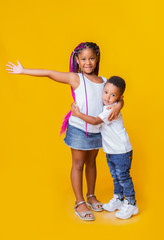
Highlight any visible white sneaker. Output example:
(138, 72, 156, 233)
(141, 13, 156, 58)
(103, 194, 123, 212)
(115, 200, 139, 219)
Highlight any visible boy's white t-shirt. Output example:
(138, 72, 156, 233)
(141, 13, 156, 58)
(98, 105, 132, 154)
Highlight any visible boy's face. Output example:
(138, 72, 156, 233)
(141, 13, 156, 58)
(102, 83, 122, 105)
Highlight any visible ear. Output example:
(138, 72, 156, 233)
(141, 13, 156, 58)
(75, 56, 79, 64)
(119, 95, 124, 100)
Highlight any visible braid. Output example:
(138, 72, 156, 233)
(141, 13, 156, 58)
(69, 42, 86, 73)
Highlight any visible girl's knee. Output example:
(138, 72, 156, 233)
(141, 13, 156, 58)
(72, 158, 85, 171)
(85, 158, 96, 168)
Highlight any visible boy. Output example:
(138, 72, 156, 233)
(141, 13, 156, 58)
(71, 76, 139, 219)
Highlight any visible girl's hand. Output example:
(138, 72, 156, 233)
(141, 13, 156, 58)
(71, 103, 80, 116)
(6, 60, 24, 74)
(107, 99, 124, 121)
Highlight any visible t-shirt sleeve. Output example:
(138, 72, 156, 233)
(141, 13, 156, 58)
(98, 108, 112, 125)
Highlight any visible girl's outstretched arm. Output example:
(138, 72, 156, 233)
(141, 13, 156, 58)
(6, 61, 79, 89)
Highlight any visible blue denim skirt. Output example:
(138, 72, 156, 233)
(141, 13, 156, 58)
(64, 124, 102, 150)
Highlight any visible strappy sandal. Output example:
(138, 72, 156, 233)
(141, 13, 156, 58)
(74, 201, 95, 221)
(86, 194, 103, 212)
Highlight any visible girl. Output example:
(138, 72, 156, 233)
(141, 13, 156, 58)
(6, 42, 123, 221)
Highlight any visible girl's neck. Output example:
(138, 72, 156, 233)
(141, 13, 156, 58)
(82, 72, 96, 78)
(82, 72, 103, 83)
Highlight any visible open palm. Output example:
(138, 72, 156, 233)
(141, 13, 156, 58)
(6, 60, 23, 74)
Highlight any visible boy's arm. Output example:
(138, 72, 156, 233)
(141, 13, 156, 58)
(71, 103, 103, 125)
(6, 61, 79, 89)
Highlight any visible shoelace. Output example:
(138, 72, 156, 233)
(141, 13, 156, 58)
(109, 197, 118, 205)
(119, 202, 131, 212)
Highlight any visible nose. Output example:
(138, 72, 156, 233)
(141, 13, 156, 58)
(86, 59, 90, 64)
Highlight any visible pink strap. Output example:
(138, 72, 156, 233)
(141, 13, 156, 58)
(82, 74, 88, 137)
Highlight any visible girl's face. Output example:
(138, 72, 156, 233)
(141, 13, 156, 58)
(76, 48, 98, 74)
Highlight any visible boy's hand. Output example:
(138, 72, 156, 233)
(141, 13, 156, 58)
(6, 60, 24, 74)
(107, 104, 119, 121)
(71, 103, 80, 116)
(107, 98, 124, 121)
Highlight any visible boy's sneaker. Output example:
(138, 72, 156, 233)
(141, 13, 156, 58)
(115, 200, 139, 219)
(103, 194, 123, 212)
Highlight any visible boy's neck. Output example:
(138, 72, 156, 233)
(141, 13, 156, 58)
(104, 102, 118, 107)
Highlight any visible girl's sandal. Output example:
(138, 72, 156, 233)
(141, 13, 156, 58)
(86, 194, 103, 212)
(74, 201, 95, 221)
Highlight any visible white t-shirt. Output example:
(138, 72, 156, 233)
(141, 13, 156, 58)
(69, 73, 107, 133)
(99, 105, 132, 154)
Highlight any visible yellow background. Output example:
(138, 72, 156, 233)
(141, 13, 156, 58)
(0, 0, 164, 239)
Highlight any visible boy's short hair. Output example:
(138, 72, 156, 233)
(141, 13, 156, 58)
(105, 76, 126, 95)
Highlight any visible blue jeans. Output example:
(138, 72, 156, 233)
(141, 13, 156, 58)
(106, 150, 136, 204)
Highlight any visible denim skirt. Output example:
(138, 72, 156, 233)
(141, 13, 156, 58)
(64, 124, 102, 150)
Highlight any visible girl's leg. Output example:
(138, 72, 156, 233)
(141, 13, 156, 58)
(71, 148, 92, 215)
(85, 149, 102, 209)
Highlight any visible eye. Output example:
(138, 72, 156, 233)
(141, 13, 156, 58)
(104, 91, 108, 94)
(90, 57, 95, 60)
(81, 58, 86, 61)
(111, 94, 115, 97)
